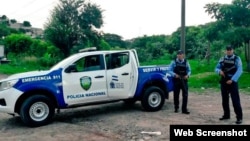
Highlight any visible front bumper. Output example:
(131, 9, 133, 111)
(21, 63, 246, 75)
(0, 88, 22, 114)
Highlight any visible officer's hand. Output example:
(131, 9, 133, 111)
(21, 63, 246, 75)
(219, 70, 225, 77)
(184, 75, 189, 80)
(175, 74, 180, 78)
(226, 80, 233, 85)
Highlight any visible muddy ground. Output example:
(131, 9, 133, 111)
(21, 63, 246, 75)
(0, 74, 249, 141)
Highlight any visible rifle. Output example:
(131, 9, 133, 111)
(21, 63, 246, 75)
(220, 65, 236, 84)
(179, 75, 188, 92)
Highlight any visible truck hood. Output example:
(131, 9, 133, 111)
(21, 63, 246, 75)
(5, 70, 50, 80)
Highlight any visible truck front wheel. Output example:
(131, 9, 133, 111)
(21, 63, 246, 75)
(141, 86, 165, 111)
(20, 95, 55, 127)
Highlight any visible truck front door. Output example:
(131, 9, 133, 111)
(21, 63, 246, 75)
(62, 54, 108, 105)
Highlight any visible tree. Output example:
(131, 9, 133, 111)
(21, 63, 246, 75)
(0, 15, 7, 20)
(103, 33, 126, 48)
(0, 15, 9, 26)
(0, 24, 11, 39)
(167, 29, 181, 54)
(99, 39, 111, 50)
(44, 0, 103, 58)
(205, 0, 250, 44)
(79, 2, 103, 49)
(23, 21, 31, 27)
(10, 19, 17, 24)
(205, 0, 250, 71)
(4, 34, 33, 57)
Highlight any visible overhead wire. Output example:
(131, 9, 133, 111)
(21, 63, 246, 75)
(26, 1, 58, 28)
(5, 0, 58, 28)
(8, 0, 39, 17)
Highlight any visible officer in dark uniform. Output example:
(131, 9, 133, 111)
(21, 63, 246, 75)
(215, 45, 243, 124)
(169, 50, 191, 114)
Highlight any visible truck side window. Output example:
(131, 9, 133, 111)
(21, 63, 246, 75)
(106, 52, 129, 69)
(73, 55, 104, 72)
(111, 57, 121, 68)
(84, 55, 102, 71)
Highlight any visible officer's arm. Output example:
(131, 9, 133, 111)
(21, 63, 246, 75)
(231, 57, 243, 82)
(215, 58, 223, 75)
(186, 61, 191, 77)
(169, 61, 176, 77)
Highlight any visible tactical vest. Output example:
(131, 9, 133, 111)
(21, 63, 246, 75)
(220, 55, 237, 78)
(173, 59, 187, 76)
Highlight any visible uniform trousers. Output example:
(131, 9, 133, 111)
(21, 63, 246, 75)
(173, 78, 188, 112)
(220, 82, 242, 120)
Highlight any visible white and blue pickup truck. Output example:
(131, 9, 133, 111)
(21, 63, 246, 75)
(0, 48, 173, 127)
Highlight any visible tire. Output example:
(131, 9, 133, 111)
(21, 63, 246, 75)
(20, 95, 55, 127)
(141, 86, 165, 111)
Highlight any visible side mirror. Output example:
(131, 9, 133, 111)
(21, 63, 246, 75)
(65, 64, 77, 73)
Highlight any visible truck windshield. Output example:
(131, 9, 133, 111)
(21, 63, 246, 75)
(50, 54, 79, 71)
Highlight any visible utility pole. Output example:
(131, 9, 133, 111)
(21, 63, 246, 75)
(181, 0, 186, 54)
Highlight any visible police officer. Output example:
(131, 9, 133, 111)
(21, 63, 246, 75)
(169, 50, 191, 114)
(215, 45, 243, 124)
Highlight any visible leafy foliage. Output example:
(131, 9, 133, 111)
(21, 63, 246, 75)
(44, 0, 103, 58)
(103, 33, 126, 48)
(4, 34, 32, 56)
(1, 0, 250, 75)
(3, 33, 61, 68)
(23, 21, 31, 27)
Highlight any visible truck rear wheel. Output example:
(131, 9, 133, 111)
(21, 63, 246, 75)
(141, 86, 165, 111)
(20, 95, 55, 127)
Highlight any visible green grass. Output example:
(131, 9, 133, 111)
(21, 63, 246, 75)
(0, 61, 48, 74)
(188, 59, 250, 89)
(189, 71, 250, 89)
(144, 57, 250, 90)
(189, 72, 219, 88)
(0, 57, 249, 91)
(189, 59, 218, 74)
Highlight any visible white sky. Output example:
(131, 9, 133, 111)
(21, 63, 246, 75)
(0, 0, 232, 39)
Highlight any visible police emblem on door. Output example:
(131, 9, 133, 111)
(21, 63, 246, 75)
(80, 76, 92, 90)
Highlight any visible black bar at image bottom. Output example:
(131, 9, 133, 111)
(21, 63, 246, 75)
(170, 125, 250, 141)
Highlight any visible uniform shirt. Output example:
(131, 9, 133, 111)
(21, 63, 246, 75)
(169, 58, 191, 77)
(215, 54, 243, 82)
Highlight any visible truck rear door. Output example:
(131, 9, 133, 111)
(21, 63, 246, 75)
(106, 50, 138, 99)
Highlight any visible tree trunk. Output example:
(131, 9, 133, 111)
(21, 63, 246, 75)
(247, 62, 250, 72)
(245, 41, 250, 72)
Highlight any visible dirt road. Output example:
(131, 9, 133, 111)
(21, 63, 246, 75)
(0, 84, 249, 141)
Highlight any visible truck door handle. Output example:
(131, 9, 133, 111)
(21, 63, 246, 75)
(95, 75, 104, 78)
(122, 73, 129, 75)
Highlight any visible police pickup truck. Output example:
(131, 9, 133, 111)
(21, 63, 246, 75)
(0, 48, 173, 127)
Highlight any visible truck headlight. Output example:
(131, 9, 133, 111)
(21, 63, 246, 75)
(0, 80, 18, 91)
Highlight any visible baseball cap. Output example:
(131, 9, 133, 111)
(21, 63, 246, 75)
(177, 50, 184, 54)
(226, 45, 233, 50)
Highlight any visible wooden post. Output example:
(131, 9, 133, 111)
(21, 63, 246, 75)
(181, 0, 185, 54)
(246, 41, 250, 71)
